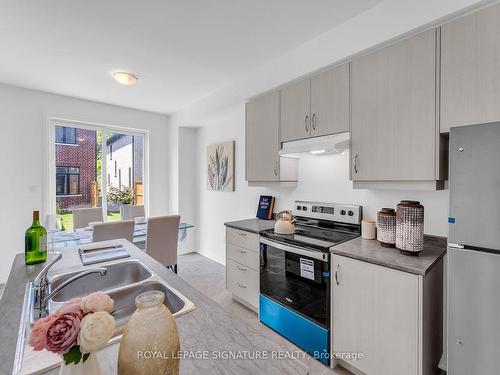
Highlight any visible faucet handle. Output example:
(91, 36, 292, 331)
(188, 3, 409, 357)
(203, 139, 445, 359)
(34, 252, 62, 287)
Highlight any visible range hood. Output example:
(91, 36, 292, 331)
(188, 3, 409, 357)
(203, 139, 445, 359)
(279, 132, 349, 157)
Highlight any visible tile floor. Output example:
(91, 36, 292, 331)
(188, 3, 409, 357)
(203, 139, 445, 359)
(177, 253, 353, 375)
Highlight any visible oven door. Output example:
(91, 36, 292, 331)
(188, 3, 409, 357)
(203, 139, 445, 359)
(259, 238, 330, 328)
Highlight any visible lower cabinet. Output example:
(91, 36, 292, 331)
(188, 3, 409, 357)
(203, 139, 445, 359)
(332, 254, 443, 375)
(226, 228, 259, 311)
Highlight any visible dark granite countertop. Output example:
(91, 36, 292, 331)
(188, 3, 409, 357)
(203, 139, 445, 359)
(224, 218, 276, 234)
(0, 240, 306, 375)
(331, 235, 447, 275)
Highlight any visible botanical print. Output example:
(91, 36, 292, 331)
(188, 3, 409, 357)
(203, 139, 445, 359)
(207, 141, 234, 191)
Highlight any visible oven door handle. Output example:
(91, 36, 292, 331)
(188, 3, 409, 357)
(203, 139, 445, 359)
(260, 238, 328, 262)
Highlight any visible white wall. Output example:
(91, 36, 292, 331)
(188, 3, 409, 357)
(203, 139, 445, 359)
(178, 127, 199, 254)
(194, 104, 449, 264)
(0, 83, 169, 283)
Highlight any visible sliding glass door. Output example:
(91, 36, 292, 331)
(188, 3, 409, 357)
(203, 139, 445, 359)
(105, 131, 145, 221)
(51, 121, 146, 229)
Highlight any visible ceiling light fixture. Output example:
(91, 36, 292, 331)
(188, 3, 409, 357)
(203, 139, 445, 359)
(112, 71, 138, 86)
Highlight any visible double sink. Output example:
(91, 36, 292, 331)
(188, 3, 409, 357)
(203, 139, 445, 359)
(15, 257, 195, 374)
(44, 259, 195, 328)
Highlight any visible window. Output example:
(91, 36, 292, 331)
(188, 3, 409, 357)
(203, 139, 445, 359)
(56, 167, 80, 195)
(55, 126, 77, 144)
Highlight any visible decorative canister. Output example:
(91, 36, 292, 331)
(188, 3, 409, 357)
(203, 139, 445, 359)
(361, 219, 376, 240)
(396, 200, 424, 255)
(118, 290, 180, 375)
(376, 208, 396, 247)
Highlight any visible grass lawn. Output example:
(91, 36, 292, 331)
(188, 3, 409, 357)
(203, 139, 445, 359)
(58, 211, 121, 231)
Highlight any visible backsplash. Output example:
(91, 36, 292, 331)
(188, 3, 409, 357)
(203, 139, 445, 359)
(272, 152, 449, 237)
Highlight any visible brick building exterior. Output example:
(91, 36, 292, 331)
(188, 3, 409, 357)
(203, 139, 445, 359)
(55, 127, 97, 210)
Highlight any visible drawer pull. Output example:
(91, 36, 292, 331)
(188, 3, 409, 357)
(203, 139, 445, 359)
(237, 283, 247, 289)
(237, 266, 247, 271)
(238, 232, 247, 236)
(239, 250, 247, 254)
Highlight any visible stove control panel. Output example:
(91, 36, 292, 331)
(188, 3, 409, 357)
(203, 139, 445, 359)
(293, 201, 362, 225)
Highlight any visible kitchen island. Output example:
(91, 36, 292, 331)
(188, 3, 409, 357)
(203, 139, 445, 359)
(0, 241, 307, 375)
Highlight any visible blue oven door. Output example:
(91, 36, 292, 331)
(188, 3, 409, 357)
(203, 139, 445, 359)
(259, 238, 330, 365)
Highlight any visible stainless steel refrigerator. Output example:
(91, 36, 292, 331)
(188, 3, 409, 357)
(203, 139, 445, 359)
(448, 122, 500, 374)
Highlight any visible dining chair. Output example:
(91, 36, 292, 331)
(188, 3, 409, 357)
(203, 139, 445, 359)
(72, 207, 104, 229)
(145, 215, 180, 273)
(92, 220, 135, 243)
(120, 205, 145, 220)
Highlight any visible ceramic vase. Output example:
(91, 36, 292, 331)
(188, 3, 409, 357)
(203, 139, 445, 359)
(377, 208, 396, 247)
(396, 200, 424, 255)
(59, 353, 101, 375)
(118, 290, 180, 375)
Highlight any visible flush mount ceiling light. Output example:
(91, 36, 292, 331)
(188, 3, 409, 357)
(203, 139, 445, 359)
(112, 71, 138, 86)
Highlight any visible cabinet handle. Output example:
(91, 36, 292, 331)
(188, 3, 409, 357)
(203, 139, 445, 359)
(238, 232, 247, 236)
(305, 115, 309, 132)
(237, 283, 247, 289)
(273, 160, 279, 176)
(312, 113, 316, 131)
(239, 250, 247, 254)
(335, 264, 340, 286)
(237, 266, 247, 271)
(354, 154, 359, 174)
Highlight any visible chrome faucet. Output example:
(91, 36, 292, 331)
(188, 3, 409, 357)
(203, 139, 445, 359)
(42, 267, 107, 304)
(31, 252, 108, 321)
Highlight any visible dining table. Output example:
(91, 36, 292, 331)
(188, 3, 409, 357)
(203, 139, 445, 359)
(50, 222, 194, 249)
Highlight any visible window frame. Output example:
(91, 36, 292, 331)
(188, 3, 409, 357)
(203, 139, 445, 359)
(56, 166, 81, 196)
(45, 118, 149, 220)
(55, 126, 77, 145)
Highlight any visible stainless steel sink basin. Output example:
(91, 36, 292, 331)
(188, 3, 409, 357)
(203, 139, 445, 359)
(49, 259, 152, 302)
(110, 281, 187, 329)
(17, 257, 195, 375)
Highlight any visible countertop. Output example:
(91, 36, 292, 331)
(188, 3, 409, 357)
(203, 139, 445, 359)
(0, 241, 307, 375)
(224, 218, 276, 234)
(331, 235, 447, 276)
(224, 218, 446, 275)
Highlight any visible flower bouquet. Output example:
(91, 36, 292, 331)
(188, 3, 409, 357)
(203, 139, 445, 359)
(28, 291, 116, 370)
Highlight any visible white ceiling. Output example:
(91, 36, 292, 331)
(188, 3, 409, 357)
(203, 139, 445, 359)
(0, 0, 382, 114)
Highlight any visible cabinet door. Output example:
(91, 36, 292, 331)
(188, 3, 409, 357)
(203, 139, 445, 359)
(332, 255, 420, 375)
(310, 63, 350, 137)
(246, 91, 280, 181)
(280, 78, 311, 142)
(441, 3, 500, 132)
(351, 29, 437, 181)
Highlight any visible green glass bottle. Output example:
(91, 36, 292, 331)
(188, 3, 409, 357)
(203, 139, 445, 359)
(25, 210, 47, 265)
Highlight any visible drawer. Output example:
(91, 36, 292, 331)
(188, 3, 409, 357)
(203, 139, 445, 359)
(226, 228, 259, 251)
(227, 258, 259, 308)
(227, 243, 259, 271)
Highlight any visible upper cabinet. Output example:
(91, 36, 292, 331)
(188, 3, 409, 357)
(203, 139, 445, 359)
(351, 29, 445, 189)
(280, 78, 311, 142)
(280, 63, 350, 143)
(441, 3, 500, 132)
(245, 91, 298, 183)
(310, 64, 350, 137)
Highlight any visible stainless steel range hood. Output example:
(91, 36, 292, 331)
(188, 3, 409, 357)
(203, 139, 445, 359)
(279, 132, 349, 157)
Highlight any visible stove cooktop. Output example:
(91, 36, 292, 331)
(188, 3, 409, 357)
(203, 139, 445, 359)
(260, 223, 360, 252)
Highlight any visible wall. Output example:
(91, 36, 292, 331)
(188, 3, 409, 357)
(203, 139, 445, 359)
(178, 127, 199, 254)
(0, 83, 170, 283)
(194, 104, 449, 264)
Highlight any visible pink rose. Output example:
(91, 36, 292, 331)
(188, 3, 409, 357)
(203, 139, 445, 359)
(55, 298, 83, 316)
(29, 315, 57, 351)
(80, 292, 114, 313)
(46, 312, 81, 354)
